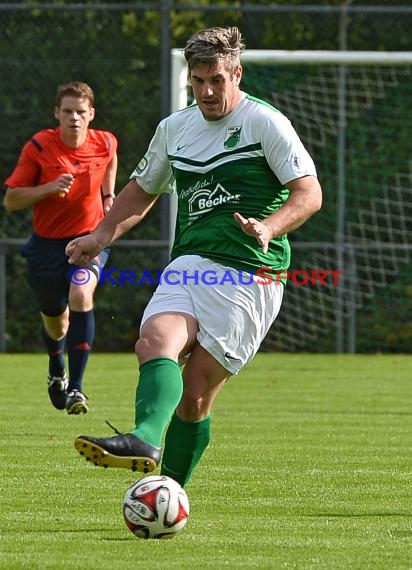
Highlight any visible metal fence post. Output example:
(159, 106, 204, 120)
(0, 251, 5, 352)
(335, 3, 349, 352)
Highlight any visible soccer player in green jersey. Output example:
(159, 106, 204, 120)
(66, 27, 322, 486)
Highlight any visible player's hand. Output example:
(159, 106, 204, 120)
(103, 195, 115, 214)
(54, 173, 75, 197)
(234, 212, 272, 254)
(65, 234, 102, 266)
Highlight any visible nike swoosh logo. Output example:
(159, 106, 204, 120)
(162, 465, 181, 475)
(176, 144, 187, 151)
(224, 352, 241, 361)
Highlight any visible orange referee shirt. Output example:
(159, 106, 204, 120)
(5, 128, 117, 239)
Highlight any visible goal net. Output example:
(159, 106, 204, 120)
(171, 50, 412, 353)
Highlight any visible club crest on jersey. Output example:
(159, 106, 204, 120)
(224, 126, 242, 149)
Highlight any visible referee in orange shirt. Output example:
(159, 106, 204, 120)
(4, 81, 118, 415)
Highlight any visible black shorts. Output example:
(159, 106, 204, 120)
(21, 233, 110, 317)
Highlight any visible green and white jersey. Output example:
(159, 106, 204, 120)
(131, 92, 316, 274)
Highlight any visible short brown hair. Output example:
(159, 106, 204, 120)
(55, 81, 94, 107)
(184, 27, 246, 76)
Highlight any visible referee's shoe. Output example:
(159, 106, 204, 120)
(47, 373, 68, 410)
(74, 433, 162, 473)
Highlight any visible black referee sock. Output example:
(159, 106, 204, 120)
(41, 327, 65, 378)
(66, 309, 95, 392)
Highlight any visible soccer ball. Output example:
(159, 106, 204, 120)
(123, 475, 190, 539)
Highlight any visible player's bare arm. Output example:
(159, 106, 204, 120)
(101, 153, 118, 214)
(3, 173, 75, 211)
(66, 179, 158, 265)
(234, 175, 322, 253)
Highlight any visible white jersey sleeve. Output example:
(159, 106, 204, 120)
(258, 105, 317, 185)
(130, 120, 175, 195)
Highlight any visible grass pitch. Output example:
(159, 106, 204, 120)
(0, 353, 410, 569)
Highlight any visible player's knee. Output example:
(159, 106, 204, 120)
(135, 337, 152, 363)
(135, 335, 181, 364)
(69, 289, 94, 311)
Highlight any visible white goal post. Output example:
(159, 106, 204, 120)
(171, 49, 412, 112)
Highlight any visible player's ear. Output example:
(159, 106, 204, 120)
(234, 65, 242, 85)
(54, 106, 60, 120)
(89, 106, 96, 121)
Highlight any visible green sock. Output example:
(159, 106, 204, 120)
(161, 412, 211, 487)
(131, 358, 183, 447)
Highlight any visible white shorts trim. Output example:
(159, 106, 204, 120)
(140, 255, 284, 374)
